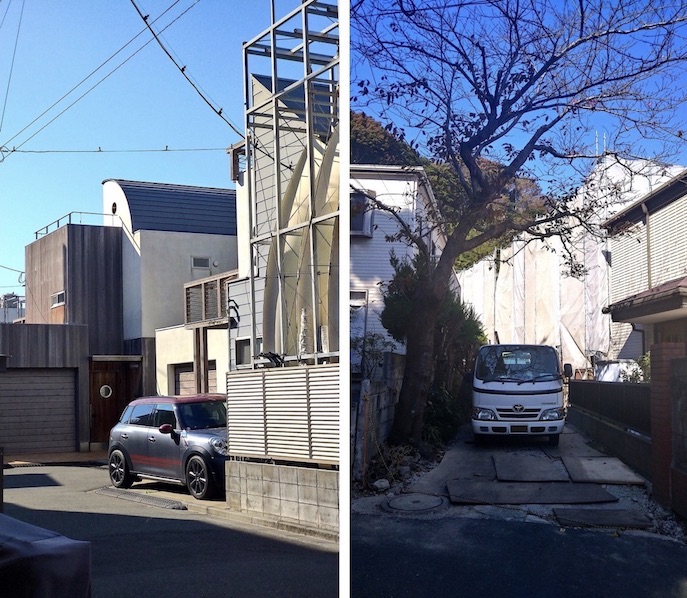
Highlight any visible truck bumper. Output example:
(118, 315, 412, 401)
(471, 420, 565, 436)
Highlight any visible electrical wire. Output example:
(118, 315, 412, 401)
(0, 1, 193, 157)
(0, 263, 23, 273)
(129, 0, 244, 139)
(9, 146, 226, 154)
(0, 0, 24, 133)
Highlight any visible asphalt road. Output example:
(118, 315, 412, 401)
(2, 463, 338, 597)
(351, 426, 687, 597)
(352, 512, 687, 598)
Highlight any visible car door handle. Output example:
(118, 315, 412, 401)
(148, 436, 156, 442)
(121, 433, 128, 440)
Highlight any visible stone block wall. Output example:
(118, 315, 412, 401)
(226, 461, 339, 533)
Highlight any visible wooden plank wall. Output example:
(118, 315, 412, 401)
(0, 323, 90, 451)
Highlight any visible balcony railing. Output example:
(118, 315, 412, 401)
(184, 270, 239, 328)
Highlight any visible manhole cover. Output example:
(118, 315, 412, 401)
(382, 493, 447, 514)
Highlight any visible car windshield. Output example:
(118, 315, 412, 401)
(475, 346, 560, 383)
(178, 400, 227, 430)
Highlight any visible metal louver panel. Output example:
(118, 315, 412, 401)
(226, 364, 339, 464)
(186, 285, 203, 322)
(184, 271, 238, 326)
(204, 280, 219, 319)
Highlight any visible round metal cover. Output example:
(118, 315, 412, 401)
(382, 493, 447, 514)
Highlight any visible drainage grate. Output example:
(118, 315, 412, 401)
(95, 486, 187, 510)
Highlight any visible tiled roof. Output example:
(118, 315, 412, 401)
(105, 179, 236, 235)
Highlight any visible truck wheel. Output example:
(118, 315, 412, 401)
(548, 434, 560, 447)
(473, 433, 487, 446)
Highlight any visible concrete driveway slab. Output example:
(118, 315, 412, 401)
(493, 454, 570, 482)
(542, 429, 606, 458)
(447, 480, 619, 505)
(408, 446, 495, 495)
(553, 507, 653, 529)
(562, 456, 646, 485)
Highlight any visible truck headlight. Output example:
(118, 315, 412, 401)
(540, 407, 566, 421)
(472, 407, 497, 421)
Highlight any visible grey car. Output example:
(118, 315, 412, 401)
(108, 394, 228, 499)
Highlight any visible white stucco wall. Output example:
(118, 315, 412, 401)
(138, 229, 237, 338)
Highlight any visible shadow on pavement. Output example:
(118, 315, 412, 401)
(4, 502, 339, 598)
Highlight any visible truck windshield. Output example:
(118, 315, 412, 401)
(475, 345, 560, 383)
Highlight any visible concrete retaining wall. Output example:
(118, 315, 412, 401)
(567, 407, 652, 480)
(225, 461, 338, 533)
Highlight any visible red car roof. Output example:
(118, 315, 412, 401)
(130, 394, 226, 405)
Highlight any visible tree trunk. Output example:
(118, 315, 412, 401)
(389, 291, 442, 445)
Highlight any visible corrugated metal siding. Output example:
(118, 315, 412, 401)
(110, 180, 237, 236)
(0, 369, 76, 453)
(226, 364, 339, 464)
(610, 223, 647, 302)
(650, 196, 687, 284)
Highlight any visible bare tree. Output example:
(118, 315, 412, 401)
(352, 0, 687, 445)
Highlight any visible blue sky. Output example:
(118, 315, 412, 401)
(0, 0, 297, 296)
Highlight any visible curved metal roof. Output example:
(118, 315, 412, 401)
(104, 179, 236, 235)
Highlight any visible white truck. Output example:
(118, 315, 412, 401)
(470, 344, 572, 446)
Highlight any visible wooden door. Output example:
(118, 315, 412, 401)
(89, 361, 140, 444)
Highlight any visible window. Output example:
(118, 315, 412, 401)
(50, 291, 66, 308)
(129, 403, 155, 426)
(154, 404, 177, 428)
(236, 339, 252, 365)
(351, 191, 374, 237)
(192, 256, 211, 269)
(236, 337, 262, 366)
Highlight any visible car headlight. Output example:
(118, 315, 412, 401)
(540, 407, 566, 421)
(209, 436, 228, 456)
(472, 407, 497, 421)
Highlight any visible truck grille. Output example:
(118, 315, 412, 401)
(496, 407, 540, 420)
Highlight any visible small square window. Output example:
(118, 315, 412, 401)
(50, 291, 66, 308)
(351, 191, 374, 237)
(236, 339, 251, 365)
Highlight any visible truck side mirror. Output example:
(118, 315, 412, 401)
(563, 363, 573, 378)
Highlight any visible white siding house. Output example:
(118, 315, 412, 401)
(350, 164, 454, 375)
(604, 168, 687, 353)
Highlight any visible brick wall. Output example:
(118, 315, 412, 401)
(650, 343, 686, 507)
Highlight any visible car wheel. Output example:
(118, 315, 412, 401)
(548, 434, 560, 447)
(186, 455, 215, 499)
(473, 433, 487, 446)
(109, 449, 134, 489)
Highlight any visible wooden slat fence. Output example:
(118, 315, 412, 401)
(569, 380, 651, 436)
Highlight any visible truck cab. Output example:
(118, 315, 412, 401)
(471, 344, 572, 446)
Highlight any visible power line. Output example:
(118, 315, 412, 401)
(4, 146, 226, 155)
(0, 1, 200, 157)
(0, 263, 23, 274)
(0, 0, 24, 133)
(129, 0, 244, 140)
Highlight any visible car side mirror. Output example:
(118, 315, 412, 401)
(563, 363, 573, 378)
(159, 423, 174, 434)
